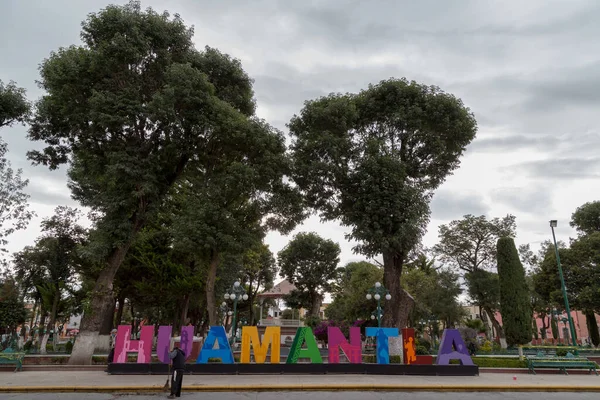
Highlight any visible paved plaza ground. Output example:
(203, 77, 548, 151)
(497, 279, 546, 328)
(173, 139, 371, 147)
(2, 393, 600, 400)
(0, 371, 599, 393)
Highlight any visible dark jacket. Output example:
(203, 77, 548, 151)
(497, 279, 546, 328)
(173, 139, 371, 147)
(169, 348, 186, 370)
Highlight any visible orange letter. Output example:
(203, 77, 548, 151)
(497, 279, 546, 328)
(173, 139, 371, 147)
(241, 326, 280, 363)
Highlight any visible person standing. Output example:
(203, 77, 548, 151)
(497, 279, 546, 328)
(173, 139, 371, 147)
(168, 346, 186, 398)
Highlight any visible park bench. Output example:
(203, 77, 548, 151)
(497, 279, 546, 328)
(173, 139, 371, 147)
(527, 352, 598, 376)
(0, 348, 25, 372)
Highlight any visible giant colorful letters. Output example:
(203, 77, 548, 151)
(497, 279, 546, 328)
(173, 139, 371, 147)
(113, 325, 472, 366)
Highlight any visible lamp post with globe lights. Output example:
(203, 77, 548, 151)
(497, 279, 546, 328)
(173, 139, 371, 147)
(549, 220, 577, 346)
(224, 280, 248, 344)
(366, 282, 391, 328)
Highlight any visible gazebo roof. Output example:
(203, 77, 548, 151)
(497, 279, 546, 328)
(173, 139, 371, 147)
(257, 279, 296, 298)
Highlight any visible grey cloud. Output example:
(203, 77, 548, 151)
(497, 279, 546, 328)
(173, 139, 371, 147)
(430, 189, 489, 221)
(2, 0, 600, 257)
(468, 132, 600, 158)
(509, 157, 600, 180)
(490, 186, 553, 215)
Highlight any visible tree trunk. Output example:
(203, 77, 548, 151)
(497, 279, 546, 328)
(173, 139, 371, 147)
(382, 250, 413, 328)
(310, 292, 322, 318)
(484, 306, 506, 348)
(29, 300, 37, 338)
(539, 314, 548, 340)
(206, 250, 220, 326)
(585, 310, 600, 347)
(41, 287, 61, 355)
(68, 238, 137, 365)
(249, 294, 256, 325)
(100, 298, 116, 335)
(114, 295, 125, 327)
(178, 294, 191, 334)
(37, 314, 47, 349)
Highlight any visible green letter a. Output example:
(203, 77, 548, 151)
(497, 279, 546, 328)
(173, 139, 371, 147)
(286, 327, 323, 364)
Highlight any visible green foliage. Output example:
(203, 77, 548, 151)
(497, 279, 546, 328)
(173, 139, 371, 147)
(326, 261, 382, 322)
(403, 265, 465, 328)
(571, 201, 600, 235)
(362, 355, 403, 363)
(563, 232, 600, 314)
(278, 232, 340, 317)
(555, 348, 568, 357)
(434, 214, 516, 273)
(26, 1, 303, 345)
(65, 341, 73, 354)
(289, 78, 477, 327)
(0, 79, 30, 128)
(302, 315, 322, 329)
(13, 207, 87, 331)
(470, 357, 527, 368)
(465, 270, 500, 322)
(465, 318, 486, 333)
(0, 139, 35, 257)
(497, 237, 532, 346)
(0, 276, 27, 333)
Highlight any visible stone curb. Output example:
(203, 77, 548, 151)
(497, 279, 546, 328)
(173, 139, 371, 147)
(2, 384, 600, 393)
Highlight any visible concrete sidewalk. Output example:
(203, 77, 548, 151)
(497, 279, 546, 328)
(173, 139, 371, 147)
(1, 371, 600, 393)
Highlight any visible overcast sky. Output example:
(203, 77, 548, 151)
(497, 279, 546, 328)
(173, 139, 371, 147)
(1, 0, 599, 269)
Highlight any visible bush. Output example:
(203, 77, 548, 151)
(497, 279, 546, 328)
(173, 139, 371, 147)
(417, 338, 431, 351)
(362, 355, 402, 363)
(479, 340, 493, 353)
(416, 346, 429, 355)
(450, 357, 527, 368)
(65, 341, 73, 354)
(556, 348, 568, 357)
(23, 340, 33, 352)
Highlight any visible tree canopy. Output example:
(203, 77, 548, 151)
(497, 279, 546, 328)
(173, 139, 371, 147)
(433, 214, 516, 273)
(0, 79, 30, 128)
(326, 261, 383, 322)
(26, 0, 299, 364)
(289, 78, 477, 327)
(278, 232, 340, 317)
(497, 237, 532, 346)
(0, 80, 34, 259)
(571, 201, 600, 235)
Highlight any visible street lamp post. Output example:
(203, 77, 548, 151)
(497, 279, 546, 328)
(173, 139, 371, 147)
(371, 308, 383, 323)
(224, 280, 248, 344)
(366, 282, 391, 328)
(549, 220, 577, 346)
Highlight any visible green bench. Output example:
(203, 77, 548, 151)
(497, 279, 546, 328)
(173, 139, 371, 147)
(0, 348, 25, 372)
(527, 352, 598, 376)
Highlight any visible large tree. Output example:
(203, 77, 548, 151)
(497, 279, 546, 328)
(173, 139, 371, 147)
(27, 2, 283, 364)
(0, 80, 34, 259)
(0, 79, 30, 128)
(326, 261, 383, 322)
(240, 244, 277, 325)
(278, 232, 340, 318)
(571, 201, 600, 235)
(433, 214, 516, 273)
(433, 214, 516, 346)
(0, 272, 27, 343)
(402, 262, 464, 329)
(289, 79, 477, 328)
(564, 204, 600, 346)
(497, 237, 532, 346)
(13, 206, 87, 353)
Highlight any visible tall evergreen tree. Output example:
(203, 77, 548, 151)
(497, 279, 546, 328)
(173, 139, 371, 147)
(497, 237, 532, 346)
